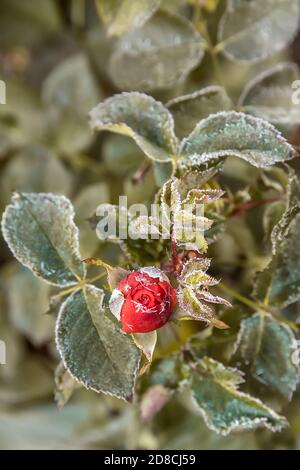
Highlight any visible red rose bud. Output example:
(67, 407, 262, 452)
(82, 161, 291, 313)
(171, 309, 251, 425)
(109, 267, 176, 333)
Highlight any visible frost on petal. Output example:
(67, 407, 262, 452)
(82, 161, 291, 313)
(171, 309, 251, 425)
(109, 289, 125, 321)
(139, 266, 169, 282)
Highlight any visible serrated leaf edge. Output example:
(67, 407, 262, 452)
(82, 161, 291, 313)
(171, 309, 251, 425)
(55, 284, 141, 402)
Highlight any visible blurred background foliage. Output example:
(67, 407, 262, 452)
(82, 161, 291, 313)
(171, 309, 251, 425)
(0, 0, 300, 449)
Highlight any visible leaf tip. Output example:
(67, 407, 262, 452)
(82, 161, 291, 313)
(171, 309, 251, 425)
(210, 318, 230, 330)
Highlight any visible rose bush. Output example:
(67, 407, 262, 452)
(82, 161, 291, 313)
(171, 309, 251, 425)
(109, 267, 176, 333)
(1, 0, 300, 447)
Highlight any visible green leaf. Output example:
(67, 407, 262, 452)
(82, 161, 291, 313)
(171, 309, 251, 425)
(140, 384, 172, 422)
(167, 86, 232, 139)
(4, 264, 54, 347)
(53, 111, 94, 156)
(0, 146, 73, 206)
(102, 135, 144, 175)
(179, 258, 218, 287)
(1, 192, 85, 286)
(180, 111, 296, 168)
(254, 170, 300, 307)
(262, 200, 286, 243)
(0, 0, 61, 48)
(0, 404, 91, 449)
(95, 0, 161, 36)
(239, 63, 300, 134)
(0, 79, 45, 151)
(0, 356, 54, 407)
(177, 285, 230, 329)
(54, 362, 77, 410)
(42, 53, 101, 115)
(74, 182, 109, 258)
(141, 354, 184, 390)
(89, 92, 177, 162)
(176, 258, 231, 328)
(218, 0, 300, 63)
(55, 285, 141, 401)
(108, 10, 205, 91)
(190, 357, 288, 435)
(153, 160, 174, 186)
(260, 166, 290, 193)
(255, 211, 300, 307)
(233, 313, 299, 400)
(42, 53, 99, 154)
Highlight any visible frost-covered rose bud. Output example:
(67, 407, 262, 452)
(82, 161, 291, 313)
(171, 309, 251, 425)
(109, 267, 176, 333)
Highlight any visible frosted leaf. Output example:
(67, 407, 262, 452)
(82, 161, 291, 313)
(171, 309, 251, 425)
(132, 331, 157, 362)
(42, 53, 101, 115)
(255, 212, 300, 307)
(74, 182, 109, 258)
(109, 10, 205, 91)
(218, 0, 300, 64)
(190, 357, 288, 435)
(160, 179, 172, 227)
(232, 313, 300, 400)
(173, 210, 213, 232)
(180, 258, 212, 278)
(262, 201, 286, 243)
(4, 264, 54, 347)
(54, 362, 77, 410)
(173, 212, 212, 253)
(109, 289, 125, 321)
(102, 135, 144, 176)
(89, 92, 177, 162)
(0, 0, 61, 49)
(183, 189, 225, 206)
(177, 155, 223, 173)
(177, 256, 230, 326)
(181, 270, 219, 288)
(197, 290, 232, 307)
(153, 160, 174, 186)
(254, 169, 300, 307)
(140, 384, 172, 422)
(1, 192, 85, 286)
(95, 0, 161, 36)
(178, 287, 215, 321)
(168, 177, 217, 252)
(167, 86, 232, 139)
(178, 258, 219, 288)
(130, 216, 161, 238)
(56, 285, 141, 401)
(180, 111, 296, 168)
(239, 63, 300, 133)
(170, 178, 182, 213)
(0, 145, 73, 206)
(205, 221, 226, 246)
(271, 169, 300, 252)
(285, 166, 300, 210)
(177, 168, 222, 199)
(53, 110, 94, 156)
